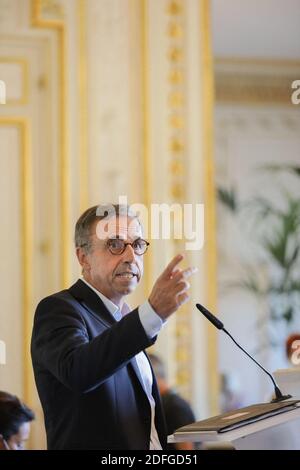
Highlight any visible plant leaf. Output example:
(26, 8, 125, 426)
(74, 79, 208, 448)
(217, 186, 238, 212)
(282, 306, 294, 323)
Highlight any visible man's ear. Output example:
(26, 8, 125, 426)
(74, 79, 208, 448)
(76, 247, 90, 272)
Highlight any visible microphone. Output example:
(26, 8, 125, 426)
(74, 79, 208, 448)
(196, 303, 292, 403)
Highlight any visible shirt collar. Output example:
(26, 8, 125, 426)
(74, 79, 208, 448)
(81, 277, 130, 319)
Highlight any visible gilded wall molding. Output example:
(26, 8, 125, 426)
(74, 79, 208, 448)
(77, 0, 88, 212)
(31, 0, 70, 287)
(140, 0, 152, 296)
(165, 0, 193, 400)
(139, 0, 218, 408)
(0, 117, 33, 403)
(39, 0, 64, 20)
(0, 58, 28, 105)
(200, 0, 219, 414)
(215, 57, 300, 106)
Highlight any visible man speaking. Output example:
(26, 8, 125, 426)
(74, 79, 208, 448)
(31, 204, 197, 450)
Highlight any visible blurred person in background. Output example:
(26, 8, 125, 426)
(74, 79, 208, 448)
(0, 391, 35, 450)
(219, 372, 245, 413)
(285, 333, 300, 366)
(148, 353, 196, 450)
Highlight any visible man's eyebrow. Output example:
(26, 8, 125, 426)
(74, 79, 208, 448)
(108, 235, 142, 241)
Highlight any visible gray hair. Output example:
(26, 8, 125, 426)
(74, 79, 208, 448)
(74, 204, 139, 253)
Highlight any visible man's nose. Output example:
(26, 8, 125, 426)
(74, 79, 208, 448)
(122, 243, 136, 262)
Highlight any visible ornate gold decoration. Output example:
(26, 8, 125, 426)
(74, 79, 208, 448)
(38, 240, 51, 254)
(168, 69, 183, 84)
(168, 91, 183, 107)
(169, 160, 184, 176)
(167, 1, 183, 16)
(169, 114, 184, 129)
(165, 0, 192, 400)
(169, 137, 184, 152)
(167, 22, 183, 39)
(168, 46, 183, 62)
(200, 0, 219, 414)
(40, 0, 64, 19)
(37, 74, 48, 89)
(170, 183, 184, 200)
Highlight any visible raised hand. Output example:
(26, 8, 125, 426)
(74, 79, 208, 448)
(148, 254, 198, 320)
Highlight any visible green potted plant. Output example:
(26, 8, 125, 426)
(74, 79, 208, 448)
(217, 165, 300, 352)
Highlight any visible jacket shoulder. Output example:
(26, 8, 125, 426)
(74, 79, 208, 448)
(36, 288, 74, 307)
(33, 283, 88, 327)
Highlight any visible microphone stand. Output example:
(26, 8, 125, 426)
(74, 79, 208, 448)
(196, 303, 292, 403)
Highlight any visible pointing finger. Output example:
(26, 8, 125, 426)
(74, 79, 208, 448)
(162, 254, 184, 279)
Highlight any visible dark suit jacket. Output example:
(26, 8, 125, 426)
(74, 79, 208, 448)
(31, 279, 167, 450)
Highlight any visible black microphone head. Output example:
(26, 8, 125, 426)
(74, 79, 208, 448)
(196, 303, 224, 330)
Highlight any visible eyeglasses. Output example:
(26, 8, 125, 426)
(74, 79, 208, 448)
(106, 238, 150, 255)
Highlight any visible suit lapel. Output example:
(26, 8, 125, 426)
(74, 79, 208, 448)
(68, 279, 115, 327)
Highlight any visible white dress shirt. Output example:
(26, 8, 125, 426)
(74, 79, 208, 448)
(80, 278, 163, 450)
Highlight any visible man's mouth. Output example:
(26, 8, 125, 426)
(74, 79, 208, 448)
(115, 272, 137, 279)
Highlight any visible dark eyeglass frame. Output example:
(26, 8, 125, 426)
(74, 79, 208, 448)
(106, 238, 150, 255)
